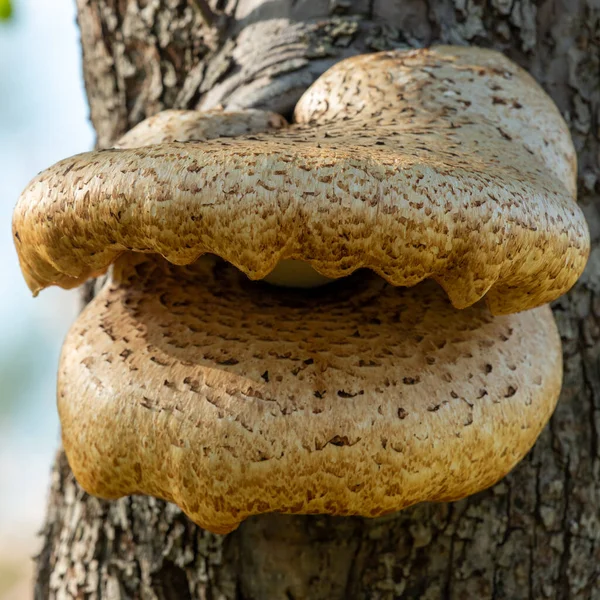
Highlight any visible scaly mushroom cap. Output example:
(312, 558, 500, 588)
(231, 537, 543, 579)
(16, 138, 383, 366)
(59, 253, 562, 534)
(114, 108, 288, 148)
(12, 46, 588, 314)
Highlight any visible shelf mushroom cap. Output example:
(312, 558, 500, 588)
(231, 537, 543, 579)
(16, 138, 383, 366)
(113, 108, 288, 149)
(59, 253, 562, 534)
(12, 46, 589, 314)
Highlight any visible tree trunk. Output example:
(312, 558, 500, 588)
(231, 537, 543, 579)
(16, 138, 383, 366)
(34, 1, 600, 598)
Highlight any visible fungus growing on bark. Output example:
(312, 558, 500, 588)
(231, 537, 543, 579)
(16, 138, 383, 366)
(12, 46, 589, 534)
(59, 253, 562, 534)
(113, 108, 288, 148)
(13, 47, 588, 314)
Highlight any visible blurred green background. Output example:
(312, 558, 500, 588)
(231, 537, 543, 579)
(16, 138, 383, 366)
(0, 0, 12, 21)
(0, 1, 94, 596)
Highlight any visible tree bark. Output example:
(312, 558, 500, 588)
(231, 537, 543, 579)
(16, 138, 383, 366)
(34, 1, 600, 598)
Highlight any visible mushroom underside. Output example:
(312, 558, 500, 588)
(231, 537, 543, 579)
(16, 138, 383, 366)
(59, 253, 562, 534)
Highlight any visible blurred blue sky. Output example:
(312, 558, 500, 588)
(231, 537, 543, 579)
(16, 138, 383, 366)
(0, 0, 94, 546)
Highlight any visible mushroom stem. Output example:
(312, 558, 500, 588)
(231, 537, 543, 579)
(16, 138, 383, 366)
(263, 259, 335, 288)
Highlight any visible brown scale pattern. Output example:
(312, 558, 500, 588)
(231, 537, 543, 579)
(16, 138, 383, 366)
(12, 46, 588, 314)
(114, 108, 288, 148)
(58, 253, 562, 534)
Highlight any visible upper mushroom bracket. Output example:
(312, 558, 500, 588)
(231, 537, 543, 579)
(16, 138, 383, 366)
(12, 46, 589, 314)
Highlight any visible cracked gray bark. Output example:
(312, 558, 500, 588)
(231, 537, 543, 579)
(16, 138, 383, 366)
(34, 0, 600, 598)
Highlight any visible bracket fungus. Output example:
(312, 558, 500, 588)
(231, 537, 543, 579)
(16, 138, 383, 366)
(13, 46, 589, 534)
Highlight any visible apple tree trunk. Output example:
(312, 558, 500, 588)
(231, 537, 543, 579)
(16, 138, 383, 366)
(34, 0, 600, 598)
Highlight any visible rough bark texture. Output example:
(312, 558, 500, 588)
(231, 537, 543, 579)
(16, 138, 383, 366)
(34, 0, 600, 598)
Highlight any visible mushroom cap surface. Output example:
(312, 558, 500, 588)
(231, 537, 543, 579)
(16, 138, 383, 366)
(13, 46, 589, 314)
(114, 108, 288, 148)
(59, 253, 562, 534)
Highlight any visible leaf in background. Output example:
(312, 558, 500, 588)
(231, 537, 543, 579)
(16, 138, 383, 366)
(0, 0, 12, 21)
